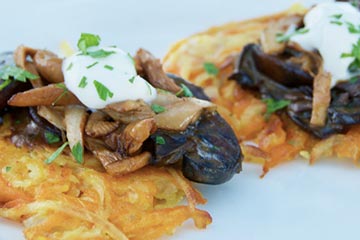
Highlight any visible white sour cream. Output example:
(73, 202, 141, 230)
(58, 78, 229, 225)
(291, 2, 360, 87)
(62, 47, 156, 109)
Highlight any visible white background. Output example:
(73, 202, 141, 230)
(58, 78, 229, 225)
(3, 0, 360, 240)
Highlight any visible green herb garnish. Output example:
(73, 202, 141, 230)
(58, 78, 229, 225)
(52, 83, 69, 105)
(77, 33, 101, 54)
(66, 62, 73, 71)
(71, 142, 84, 164)
(0, 65, 38, 82)
(155, 136, 166, 145)
(5, 166, 11, 172)
(88, 49, 115, 58)
(346, 22, 360, 34)
(330, 20, 343, 26)
(86, 62, 99, 69)
(104, 65, 114, 71)
(276, 28, 309, 43)
(262, 98, 291, 119)
(0, 79, 11, 91)
(127, 53, 135, 65)
(330, 14, 343, 20)
(176, 83, 193, 97)
(203, 62, 219, 76)
(128, 76, 136, 84)
(93, 80, 114, 101)
(44, 131, 60, 144)
(349, 76, 359, 83)
(151, 104, 166, 113)
(341, 39, 360, 72)
(44, 142, 69, 164)
(78, 76, 88, 88)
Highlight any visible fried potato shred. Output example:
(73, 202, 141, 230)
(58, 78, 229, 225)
(163, 4, 360, 175)
(0, 124, 211, 239)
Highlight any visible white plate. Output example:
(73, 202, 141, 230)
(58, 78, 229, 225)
(4, 0, 359, 240)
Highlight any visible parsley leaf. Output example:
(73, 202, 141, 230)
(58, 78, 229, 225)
(0, 79, 11, 91)
(346, 22, 360, 34)
(66, 62, 73, 71)
(349, 76, 359, 83)
(341, 39, 360, 72)
(330, 14, 343, 20)
(0, 65, 38, 82)
(104, 65, 114, 71)
(93, 80, 114, 101)
(276, 28, 309, 43)
(77, 33, 101, 54)
(71, 142, 84, 164)
(203, 62, 219, 76)
(330, 20, 343, 26)
(44, 142, 69, 164)
(88, 49, 115, 58)
(151, 104, 166, 113)
(128, 76, 136, 83)
(44, 131, 60, 144)
(176, 83, 193, 97)
(127, 53, 135, 65)
(86, 62, 99, 69)
(155, 136, 166, 145)
(262, 98, 291, 119)
(78, 76, 88, 88)
(5, 166, 11, 172)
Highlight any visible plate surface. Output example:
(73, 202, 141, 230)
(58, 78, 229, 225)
(3, 0, 359, 240)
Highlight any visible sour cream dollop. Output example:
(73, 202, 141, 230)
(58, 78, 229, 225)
(62, 47, 156, 109)
(291, 2, 360, 87)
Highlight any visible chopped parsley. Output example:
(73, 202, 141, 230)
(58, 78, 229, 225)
(341, 39, 360, 72)
(128, 76, 136, 83)
(262, 98, 291, 119)
(44, 131, 60, 144)
(71, 142, 84, 164)
(0, 65, 38, 82)
(330, 20, 343, 26)
(78, 76, 88, 88)
(66, 62, 73, 71)
(176, 83, 193, 97)
(346, 22, 360, 34)
(88, 49, 115, 58)
(86, 62, 99, 69)
(127, 53, 135, 65)
(44, 142, 69, 164)
(155, 136, 166, 145)
(52, 83, 69, 105)
(93, 80, 114, 101)
(349, 76, 359, 83)
(77, 33, 101, 54)
(104, 65, 114, 71)
(203, 62, 219, 76)
(330, 14, 343, 20)
(5, 166, 11, 172)
(151, 104, 166, 113)
(276, 28, 309, 43)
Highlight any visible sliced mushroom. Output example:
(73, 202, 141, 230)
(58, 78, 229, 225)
(106, 118, 157, 155)
(33, 50, 64, 83)
(260, 15, 302, 54)
(37, 106, 65, 130)
(13, 45, 43, 88)
(64, 105, 88, 162)
(135, 48, 181, 93)
(8, 84, 81, 107)
(105, 152, 151, 176)
(104, 99, 155, 123)
(310, 69, 331, 127)
(155, 98, 216, 131)
(85, 136, 151, 175)
(85, 111, 119, 137)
